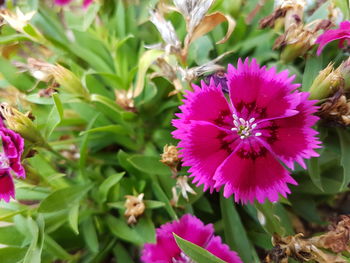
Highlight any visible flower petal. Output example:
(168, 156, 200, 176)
(141, 214, 214, 262)
(173, 79, 233, 138)
(266, 93, 321, 169)
(0, 172, 15, 202)
(227, 58, 300, 121)
(316, 21, 350, 55)
(206, 235, 243, 263)
(176, 121, 238, 192)
(214, 139, 297, 203)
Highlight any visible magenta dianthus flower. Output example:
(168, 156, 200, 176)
(172, 58, 320, 203)
(141, 214, 242, 263)
(315, 21, 350, 55)
(0, 119, 25, 202)
(54, 0, 93, 8)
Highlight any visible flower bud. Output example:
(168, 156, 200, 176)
(309, 64, 342, 100)
(0, 104, 47, 147)
(337, 57, 350, 90)
(51, 65, 90, 100)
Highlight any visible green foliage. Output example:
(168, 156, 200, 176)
(0, 0, 349, 262)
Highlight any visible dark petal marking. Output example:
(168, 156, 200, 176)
(236, 101, 267, 119)
(213, 109, 232, 127)
(236, 146, 267, 160)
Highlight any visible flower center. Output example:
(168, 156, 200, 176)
(0, 153, 9, 170)
(172, 252, 194, 263)
(231, 114, 262, 139)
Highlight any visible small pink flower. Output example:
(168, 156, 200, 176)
(316, 21, 350, 55)
(54, 0, 93, 8)
(172, 58, 321, 204)
(0, 119, 25, 202)
(141, 214, 242, 263)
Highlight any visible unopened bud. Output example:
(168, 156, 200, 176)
(0, 104, 47, 147)
(337, 58, 350, 90)
(51, 65, 90, 100)
(124, 194, 145, 225)
(309, 64, 342, 100)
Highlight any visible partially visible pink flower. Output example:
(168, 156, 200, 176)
(172, 58, 321, 203)
(141, 214, 242, 263)
(0, 119, 25, 202)
(316, 21, 350, 55)
(54, 0, 93, 8)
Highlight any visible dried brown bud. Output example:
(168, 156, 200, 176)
(114, 89, 135, 112)
(149, 9, 181, 54)
(318, 90, 350, 125)
(259, 7, 287, 29)
(124, 194, 145, 225)
(171, 176, 196, 206)
(160, 144, 180, 174)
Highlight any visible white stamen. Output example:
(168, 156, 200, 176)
(249, 117, 255, 123)
(231, 115, 260, 140)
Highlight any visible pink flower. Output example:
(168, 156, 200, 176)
(54, 0, 93, 8)
(315, 21, 350, 55)
(0, 119, 25, 202)
(172, 58, 320, 203)
(141, 214, 242, 263)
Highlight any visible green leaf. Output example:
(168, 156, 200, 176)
(134, 49, 163, 98)
(44, 235, 73, 260)
(128, 155, 171, 176)
(173, 233, 225, 263)
(82, 217, 99, 253)
(0, 226, 24, 246)
(98, 173, 125, 204)
(0, 34, 29, 44)
(68, 204, 80, 235)
(336, 127, 350, 190)
(220, 195, 259, 263)
(255, 202, 285, 235)
(23, 216, 45, 263)
(0, 57, 34, 91)
(144, 200, 165, 209)
(113, 243, 135, 263)
(308, 156, 324, 191)
(106, 215, 143, 245)
(65, 3, 101, 31)
(44, 94, 63, 138)
(0, 247, 27, 263)
(302, 55, 323, 91)
(39, 184, 92, 213)
(152, 182, 178, 220)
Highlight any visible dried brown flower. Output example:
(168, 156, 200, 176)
(160, 144, 180, 175)
(265, 233, 347, 263)
(114, 89, 135, 112)
(124, 194, 145, 225)
(318, 90, 350, 126)
(171, 176, 196, 206)
(312, 215, 350, 253)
